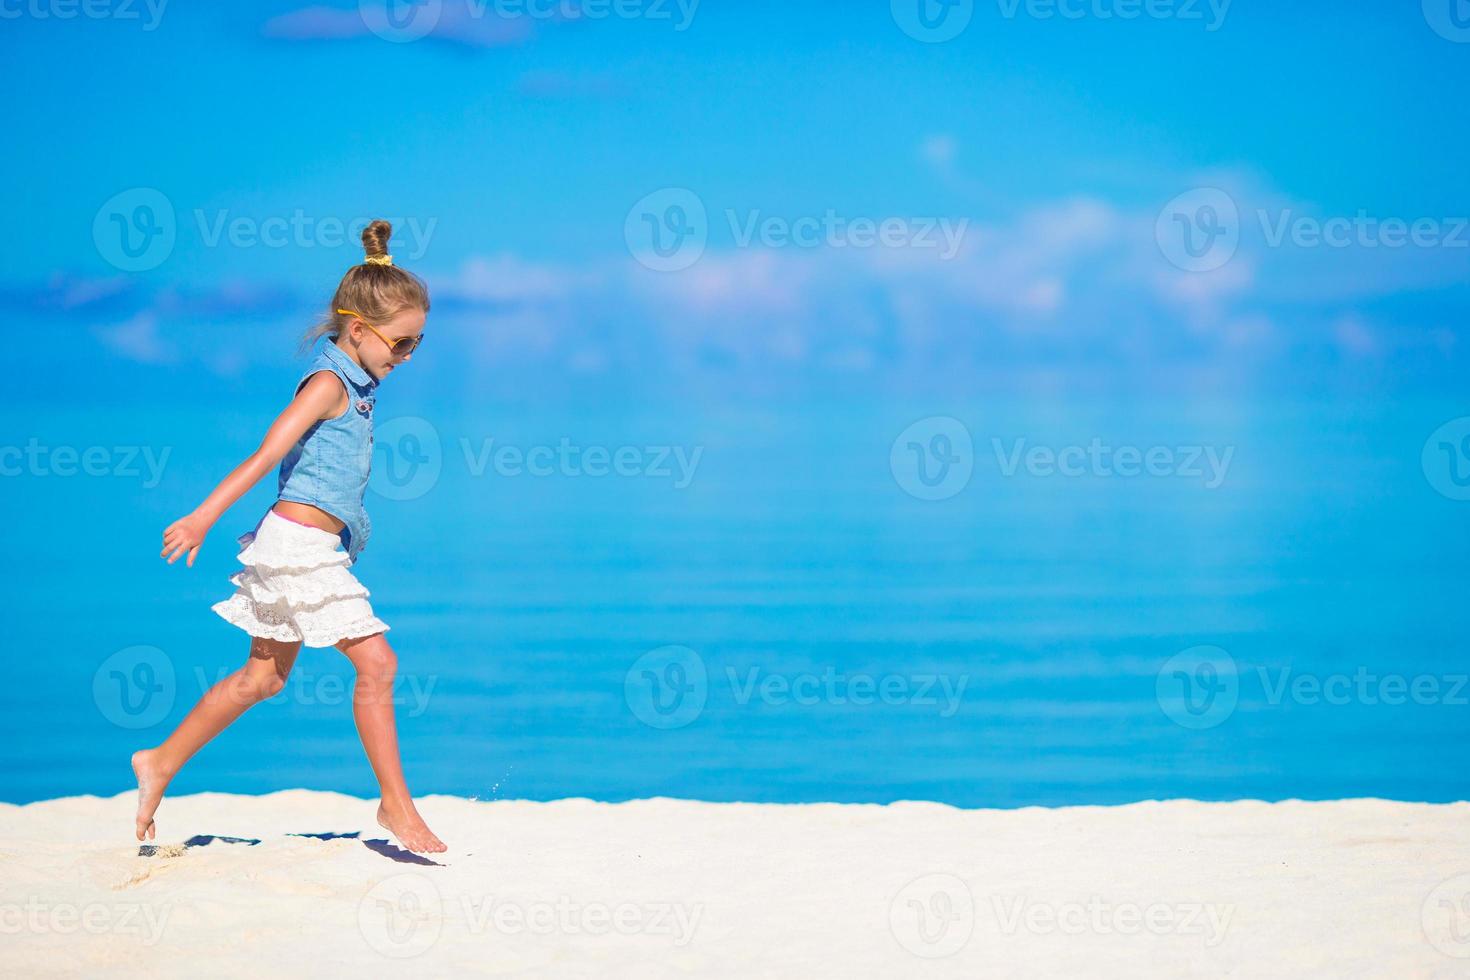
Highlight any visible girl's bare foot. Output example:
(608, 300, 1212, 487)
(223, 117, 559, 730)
(377, 799, 447, 854)
(131, 749, 172, 842)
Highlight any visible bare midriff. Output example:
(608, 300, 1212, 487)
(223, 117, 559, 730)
(272, 500, 346, 533)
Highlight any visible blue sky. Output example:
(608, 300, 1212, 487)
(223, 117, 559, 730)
(3, 1, 1468, 403)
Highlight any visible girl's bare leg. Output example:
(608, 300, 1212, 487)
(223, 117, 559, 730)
(131, 636, 302, 841)
(335, 632, 446, 854)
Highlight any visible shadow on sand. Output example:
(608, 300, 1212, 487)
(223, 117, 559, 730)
(137, 830, 443, 866)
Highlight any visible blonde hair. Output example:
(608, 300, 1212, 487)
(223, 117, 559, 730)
(298, 219, 430, 357)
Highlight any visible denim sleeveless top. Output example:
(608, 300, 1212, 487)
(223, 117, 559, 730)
(276, 339, 378, 565)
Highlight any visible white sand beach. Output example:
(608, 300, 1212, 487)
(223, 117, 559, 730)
(2, 792, 1468, 977)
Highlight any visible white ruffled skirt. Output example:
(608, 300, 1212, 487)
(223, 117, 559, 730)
(211, 509, 390, 648)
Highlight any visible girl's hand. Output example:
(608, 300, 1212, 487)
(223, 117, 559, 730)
(162, 513, 210, 567)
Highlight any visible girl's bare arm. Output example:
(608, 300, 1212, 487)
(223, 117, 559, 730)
(161, 373, 349, 567)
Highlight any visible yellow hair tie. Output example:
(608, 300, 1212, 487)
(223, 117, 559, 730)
(364, 254, 393, 266)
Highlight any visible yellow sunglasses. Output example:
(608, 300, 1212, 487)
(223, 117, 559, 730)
(336, 308, 423, 357)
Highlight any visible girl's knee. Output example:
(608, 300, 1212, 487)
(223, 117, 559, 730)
(339, 634, 396, 680)
(249, 671, 288, 700)
(365, 646, 397, 679)
(235, 662, 288, 702)
(243, 636, 298, 700)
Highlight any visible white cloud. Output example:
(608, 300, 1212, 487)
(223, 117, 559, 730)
(1333, 314, 1378, 357)
(94, 312, 179, 365)
(54, 178, 1470, 390)
(263, 4, 535, 49)
(439, 254, 590, 305)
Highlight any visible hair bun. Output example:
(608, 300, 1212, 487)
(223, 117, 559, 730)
(361, 219, 393, 260)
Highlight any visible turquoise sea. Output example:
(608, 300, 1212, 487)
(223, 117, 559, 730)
(4, 395, 1468, 806)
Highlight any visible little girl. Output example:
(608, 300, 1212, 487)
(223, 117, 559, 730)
(134, 220, 446, 854)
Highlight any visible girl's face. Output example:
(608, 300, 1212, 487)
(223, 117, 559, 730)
(345, 306, 427, 382)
